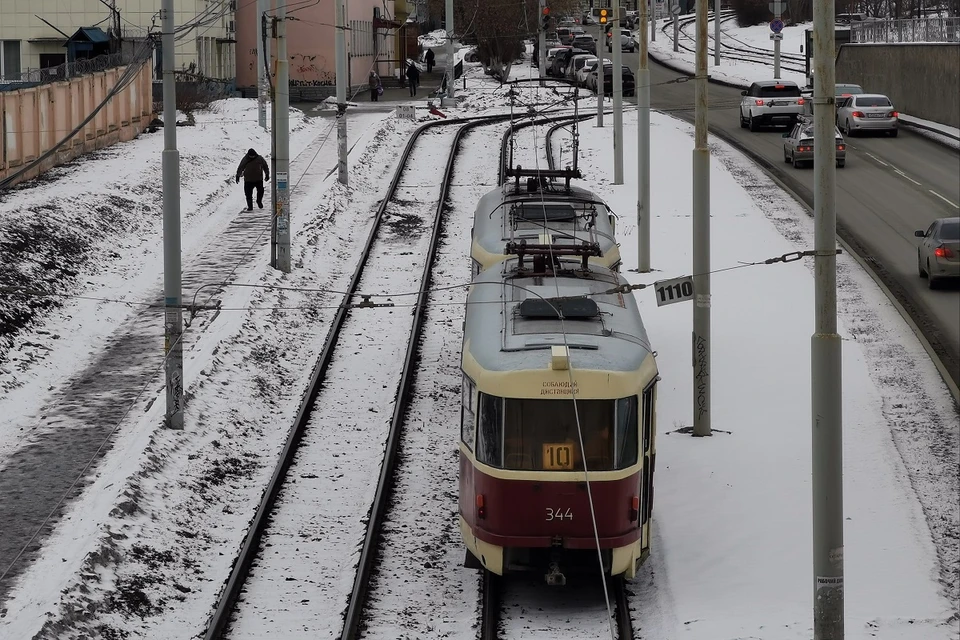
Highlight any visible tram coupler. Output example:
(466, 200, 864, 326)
(544, 561, 566, 586)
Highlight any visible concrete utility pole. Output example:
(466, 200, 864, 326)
(612, 5, 623, 184)
(596, 19, 604, 127)
(651, 0, 656, 41)
(692, 0, 711, 437)
(275, 0, 291, 273)
(637, 0, 651, 272)
(673, 3, 680, 52)
(811, 0, 844, 630)
(713, 0, 721, 66)
(160, 0, 183, 430)
(444, 0, 456, 104)
(335, 0, 349, 185)
(257, 0, 267, 129)
(538, 0, 548, 85)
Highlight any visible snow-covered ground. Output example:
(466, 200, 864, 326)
(1, 55, 957, 640)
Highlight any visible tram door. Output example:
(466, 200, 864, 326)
(639, 382, 656, 549)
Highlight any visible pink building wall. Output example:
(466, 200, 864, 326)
(236, 1, 396, 95)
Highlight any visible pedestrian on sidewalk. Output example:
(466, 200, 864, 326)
(235, 148, 269, 211)
(425, 48, 435, 73)
(406, 62, 420, 97)
(369, 70, 383, 101)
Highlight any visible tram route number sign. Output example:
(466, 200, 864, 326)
(396, 105, 416, 121)
(654, 275, 695, 307)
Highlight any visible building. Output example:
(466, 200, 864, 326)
(0, 0, 236, 82)
(235, 0, 396, 99)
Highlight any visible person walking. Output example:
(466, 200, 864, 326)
(235, 148, 269, 211)
(369, 70, 382, 101)
(425, 48, 435, 74)
(406, 61, 420, 97)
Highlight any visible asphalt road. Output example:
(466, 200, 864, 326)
(620, 55, 960, 391)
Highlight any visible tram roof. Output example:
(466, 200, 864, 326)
(462, 258, 653, 373)
(473, 183, 618, 263)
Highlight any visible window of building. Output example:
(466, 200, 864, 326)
(1, 40, 22, 80)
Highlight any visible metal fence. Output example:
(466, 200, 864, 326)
(850, 17, 960, 43)
(3, 52, 134, 89)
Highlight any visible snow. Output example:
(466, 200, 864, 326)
(0, 55, 957, 640)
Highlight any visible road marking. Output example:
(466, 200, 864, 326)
(866, 152, 888, 166)
(929, 190, 960, 208)
(893, 168, 922, 186)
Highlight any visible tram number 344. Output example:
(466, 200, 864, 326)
(654, 275, 695, 307)
(546, 507, 573, 521)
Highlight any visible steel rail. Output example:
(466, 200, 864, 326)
(202, 111, 513, 640)
(612, 577, 636, 639)
(668, 11, 806, 72)
(337, 113, 516, 640)
(480, 570, 501, 640)
(500, 112, 603, 185)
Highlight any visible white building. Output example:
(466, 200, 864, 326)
(0, 0, 236, 81)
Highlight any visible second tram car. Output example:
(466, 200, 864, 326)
(458, 246, 658, 584)
(471, 171, 621, 277)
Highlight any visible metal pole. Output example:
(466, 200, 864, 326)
(270, 0, 278, 268)
(638, 0, 651, 272)
(445, 0, 455, 101)
(692, 0, 710, 437)
(257, 0, 267, 129)
(335, 0, 348, 185)
(612, 5, 623, 184)
(713, 0, 720, 66)
(651, 0, 657, 41)
(774, 35, 781, 78)
(673, 9, 679, 52)
(161, 0, 183, 430)
(812, 0, 843, 628)
(538, 0, 547, 85)
(275, 0, 291, 273)
(596, 21, 604, 127)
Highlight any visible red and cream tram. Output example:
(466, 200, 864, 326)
(458, 246, 658, 584)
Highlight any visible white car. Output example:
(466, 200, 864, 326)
(575, 56, 599, 86)
(739, 80, 805, 131)
(836, 93, 898, 137)
(565, 53, 595, 84)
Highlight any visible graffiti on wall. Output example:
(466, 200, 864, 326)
(290, 53, 335, 85)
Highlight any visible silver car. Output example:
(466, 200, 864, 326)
(836, 93, 898, 137)
(915, 217, 960, 289)
(782, 121, 846, 168)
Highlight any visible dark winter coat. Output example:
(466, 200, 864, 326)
(425, 50, 435, 64)
(237, 150, 269, 183)
(406, 64, 420, 84)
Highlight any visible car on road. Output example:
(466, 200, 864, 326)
(836, 93, 898, 137)
(572, 34, 597, 54)
(607, 32, 637, 52)
(739, 80, 805, 131)
(576, 57, 600, 86)
(550, 47, 591, 78)
(545, 46, 569, 75)
(836, 83, 863, 99)
(588, 62, 636, 97)
(916, 217, 960, 288)
(558, 26, 585, 45)
(566, 53, 597, 84)
(782, 120, 847, 168)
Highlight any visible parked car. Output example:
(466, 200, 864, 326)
(463, 48, 480, 63)
(566, 54, 596, 84)
(557, 27, 575, 45)
(836, 83, 863, 98)
(739, 80, 805, 130)
(576, 57, 600, 86)
(915, 217, 960, 288)
(608, 32, 637, 52)
(589, 62, 636, 97)
(572, 34, 597, 54)
(545, 46, 570, 75)
(550, 47, 591, 78)
(836, 93, 898, 137)
(782, 120, 847, 168)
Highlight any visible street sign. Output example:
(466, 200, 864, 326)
(396, 105, 416, 120)
(654, 275, 695, 307)
(770, 32, 784, 40)
(770, 18, 784, 33)
(670, 1, 681, 15)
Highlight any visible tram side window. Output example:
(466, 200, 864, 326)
(615, 396, 639, 468)
(641, 382, 656, 524)
(477, 393, 504, 467)
(461, 377, 476, 452)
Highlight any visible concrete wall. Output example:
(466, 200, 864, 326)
(0, 63, 153, 187)
(836, 43, 960, 128)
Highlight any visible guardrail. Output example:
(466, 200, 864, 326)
(850, 17, 960, 43)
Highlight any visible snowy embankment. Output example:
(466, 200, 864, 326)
(1, 58, 956, 639)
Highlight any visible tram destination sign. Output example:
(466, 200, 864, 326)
(654, 275, 695, 307)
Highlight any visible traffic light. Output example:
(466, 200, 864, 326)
(542, 6, 551, 31)
(599, 8, 608, 23)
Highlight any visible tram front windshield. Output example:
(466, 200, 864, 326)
(476, 394, 638, 471)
